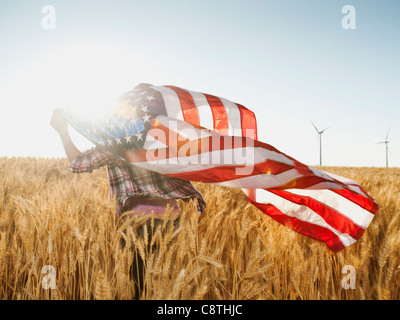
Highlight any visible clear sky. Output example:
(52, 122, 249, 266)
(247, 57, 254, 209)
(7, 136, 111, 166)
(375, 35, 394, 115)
(0, 0, 399, 167)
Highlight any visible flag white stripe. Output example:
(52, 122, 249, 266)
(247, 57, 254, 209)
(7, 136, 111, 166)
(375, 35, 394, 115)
(287, 189, 374, 229)
(216, 169, 302, 189)
(219, 97, 242, 136)
(303, 181, 368, 199)
(315, 169, 367, 197)
(302, 181, 348, 190)
(151, 86, 184, 120)
(255, 189, 357, 247)
(320, 170, 358, 185)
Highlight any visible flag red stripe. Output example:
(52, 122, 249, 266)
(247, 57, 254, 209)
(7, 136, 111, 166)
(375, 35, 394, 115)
(250, 201, 346, 252)
(268, 190, 366, 240)
(165, 85, 200, 127)
(204, 93, 229, 135)
(237, 103, 257, 140)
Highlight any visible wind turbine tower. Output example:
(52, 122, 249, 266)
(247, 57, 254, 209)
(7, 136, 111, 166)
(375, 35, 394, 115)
(311, 121, 330, 166)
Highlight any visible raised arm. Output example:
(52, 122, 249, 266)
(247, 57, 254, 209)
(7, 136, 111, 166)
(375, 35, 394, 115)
(50, 108, 82, 163)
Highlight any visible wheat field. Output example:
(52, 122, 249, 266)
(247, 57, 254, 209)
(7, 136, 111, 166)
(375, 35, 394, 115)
(0, 157, 399, 300)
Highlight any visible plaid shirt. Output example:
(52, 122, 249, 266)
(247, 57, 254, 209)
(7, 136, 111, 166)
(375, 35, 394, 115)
(69, 147, 206, 215)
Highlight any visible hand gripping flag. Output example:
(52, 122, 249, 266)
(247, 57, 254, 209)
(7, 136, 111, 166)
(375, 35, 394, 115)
(62, 83, 379, 253)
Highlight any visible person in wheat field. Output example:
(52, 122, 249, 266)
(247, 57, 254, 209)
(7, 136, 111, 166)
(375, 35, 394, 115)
(50, 108, 206, 299)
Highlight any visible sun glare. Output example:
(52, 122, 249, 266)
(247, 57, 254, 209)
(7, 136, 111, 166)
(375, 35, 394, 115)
(13, 42, 159, 155)
(45, 44, 139, 115)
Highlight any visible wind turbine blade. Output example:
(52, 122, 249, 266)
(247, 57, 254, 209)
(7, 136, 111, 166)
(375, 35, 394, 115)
(310, 120, 319, 132)
(321, 127, 330, 133)
(385, 127, 390, 141)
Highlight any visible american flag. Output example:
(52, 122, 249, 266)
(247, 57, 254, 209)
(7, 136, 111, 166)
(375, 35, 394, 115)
(62, 83, 378, 252)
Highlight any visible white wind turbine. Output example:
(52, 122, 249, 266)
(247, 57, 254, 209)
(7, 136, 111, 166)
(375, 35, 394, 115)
(376, 128, 390, 168)
(311, 121, 330, 166)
